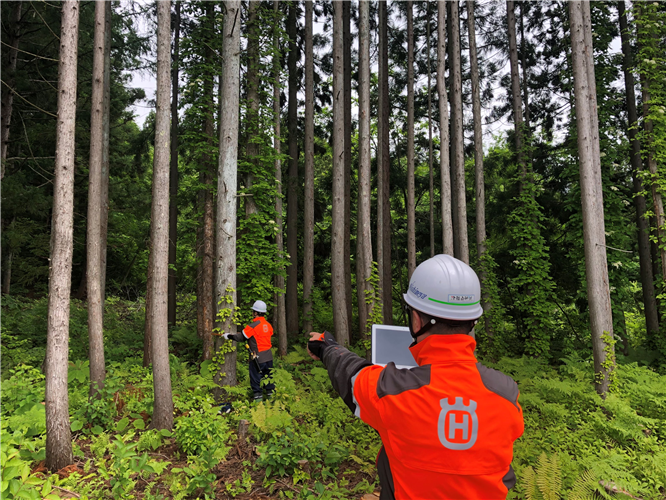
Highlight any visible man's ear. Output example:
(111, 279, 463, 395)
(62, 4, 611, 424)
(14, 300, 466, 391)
(411, 310, 423, 331)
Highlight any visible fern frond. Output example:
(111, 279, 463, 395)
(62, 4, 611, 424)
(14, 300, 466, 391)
(523, 465, 541, 500)
(568, 469, 597, 500)
(535, 453, 562, 500)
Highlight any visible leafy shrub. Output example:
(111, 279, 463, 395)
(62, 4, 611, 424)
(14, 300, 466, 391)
(174, 406, 232, 458)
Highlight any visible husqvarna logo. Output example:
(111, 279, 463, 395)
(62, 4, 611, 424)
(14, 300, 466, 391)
(437, 397, 478, 450)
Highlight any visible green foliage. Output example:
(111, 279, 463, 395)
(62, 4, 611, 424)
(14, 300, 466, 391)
(173, 405, 232, 458)
(0, 439, 58, 500)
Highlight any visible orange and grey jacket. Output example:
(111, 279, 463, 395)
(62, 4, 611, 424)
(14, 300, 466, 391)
(316, 332, 524, 500)
(228, 316, 273, 363)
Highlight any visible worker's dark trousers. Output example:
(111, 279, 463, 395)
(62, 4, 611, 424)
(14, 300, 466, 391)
(249, 359, 274, 398)
(377, 446, 395, 500)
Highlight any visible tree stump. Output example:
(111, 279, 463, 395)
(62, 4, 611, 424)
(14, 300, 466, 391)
(237, 419, 249, 440)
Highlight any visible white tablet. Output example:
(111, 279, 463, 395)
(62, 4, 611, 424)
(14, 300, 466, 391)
(371, 324, 418, 369)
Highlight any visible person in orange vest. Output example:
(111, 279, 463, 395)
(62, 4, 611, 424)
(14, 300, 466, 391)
(307, 254, 524, 500)
(223, 300, 275, 402)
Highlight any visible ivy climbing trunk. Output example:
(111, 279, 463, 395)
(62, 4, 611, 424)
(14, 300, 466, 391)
(168, 1, 180, 329)
(45, 0, 79, 472)
(407, 0, 416, 279)
(569, 0, 615, 398)
(303, 0, 315, 335)
(438, 0, 453, 256)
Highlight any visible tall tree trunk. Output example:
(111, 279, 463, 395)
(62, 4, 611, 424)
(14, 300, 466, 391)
(215, 0, 241, 388)
(467, 0, 491, 336)
(245, 0, 260, 216)
(144, 249, 153, 367)
(343, 0, 353, 335)
(99, 0, 111, 297)
(378, 0, 392, 325)
(507, 0, 526, 181)
(45, 0, 79, 472)
(168, 1, 180, 328)
(438, 0, 453, 256)
(618, 1, 659, 339)
(450, 0, 468, 263)
(286, 2, 299, 335)
(332, 1, 350, 346)
(87, 0, 108, 398)
(303, 0, 315, 335)
(427, 3, 434, 258)
(519, 4, 531, 137)
(200, 3, 216, 361)
(1, 0, 22, 179)
(357, 0, 372, 345)
(150, 0, 174, 430)
(274, 0, 288, 355)
(406, 1, 416, 279)
(569, 0, 615, 397)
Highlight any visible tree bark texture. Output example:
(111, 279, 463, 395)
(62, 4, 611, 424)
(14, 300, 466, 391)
(332, 1, 350, 346)
(450, 0, 468, 264)
(168, 1, 181, 328)
(87, 0, 108, 398)
(618, 1, 659, 339)
(507, 0, 526, 180)
(99, 0, 111, 297)
(274, 0, 288, 356)
(1, 0, 23, 178)
(378, 0, 392, 325)
(286, 2, 299, 336)
(245, 0, 260, 217)
(343, 0, 353, 335)
(215, 0, 241, 387)
(45, 0, 78, 472)
(303, 0, 315, 335)
(149, 0, 174, 430)
(569, 0, 615, 397)
(467, 0, 492, 336)
(427, 4, 434, 258)
(407, 1, 416, 279)
(357, 0, 372, 343)
(438, 1, 454, 256)
(144, 249, 153, 367)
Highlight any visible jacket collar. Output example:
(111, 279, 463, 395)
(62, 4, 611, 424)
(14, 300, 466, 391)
(409, 334, 477, 366)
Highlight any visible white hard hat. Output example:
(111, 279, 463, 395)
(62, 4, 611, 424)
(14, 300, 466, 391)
(403, 254, 482, 321)
(252, 300, 267, 313)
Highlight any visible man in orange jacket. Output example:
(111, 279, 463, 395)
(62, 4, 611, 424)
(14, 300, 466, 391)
(223, 300, 274, 402)
(307, 255, 524, 499)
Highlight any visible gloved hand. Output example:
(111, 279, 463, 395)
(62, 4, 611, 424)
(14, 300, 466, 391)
(222, 333, 231, 340)
(307, 331, 338, 360)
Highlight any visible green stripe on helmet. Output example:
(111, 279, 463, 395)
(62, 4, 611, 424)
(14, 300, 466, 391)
(427, 297, 480, 306)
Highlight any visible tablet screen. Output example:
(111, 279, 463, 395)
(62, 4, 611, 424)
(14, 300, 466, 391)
(371, 324, 417, 368)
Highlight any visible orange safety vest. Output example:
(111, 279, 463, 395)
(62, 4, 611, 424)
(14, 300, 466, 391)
(242, 316, 273, 353)
(351, 334, 524, 500)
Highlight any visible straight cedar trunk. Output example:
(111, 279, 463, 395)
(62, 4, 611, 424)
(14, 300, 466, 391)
(215, 0, 241, 388)
(87, 0, 108, 398)
(378, 0, 392, 325)
(467, 0, 492, 336)
(357, 0, 372, 344)
(1, 0, 22, 178)
(507, 0, 526, 180)
(303, 0, 315, 335)
(45, 0, 78, 472)
(200, 2, 216, 361)
(406, 1, 416, 279)
(274, 0, 287, 356)
(168, 1, 181, 328)
(286, 2, 299, 336)
(99, 0, 111, 297)
(343, 0, 353, 335)
(332, 1, 350, 346)
(569, 0, 615, 397)
(427, 4, 434, 258)
(150, 0, 174, 430)
(618, 1, 659, 339)
(144, 250, 153, 367)
(245, 0, 260, 217)
(438, 0, 454, 256)
(450, 0, 468, 264)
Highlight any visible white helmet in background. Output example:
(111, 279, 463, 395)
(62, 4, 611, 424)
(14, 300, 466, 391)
(252, 300, 267, 314)
(403, 254, 482, 321)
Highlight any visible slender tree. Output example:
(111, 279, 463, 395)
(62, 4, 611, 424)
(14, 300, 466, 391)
(427, 3, 434, 258)
(286, 1, 299, 335)
(215, 0, 241, 386)
(245, 0, 260, 217)
(45, 0, 79, 472)
(1, 0, 23, 179)
(569, 0, 615, 397)
(450, 0, 468, 263)
(378, 0, 392, 324)
(99, 0, 111, 297)
(618, 1, 659, 339)
(438, 0, 453, 256)
(332, 0, 350, 346)
(168, 1, 181, 328)
(407, 0, 416, 279)
(149, 0, 174, 430)
(87, 0, 108, 398)
(507, 0, 526, 180)
(357, 0, 373, 340)
(343, 0, 353, 334)
(274, 0, 288, 355)
(303, 0, 315, 335)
